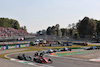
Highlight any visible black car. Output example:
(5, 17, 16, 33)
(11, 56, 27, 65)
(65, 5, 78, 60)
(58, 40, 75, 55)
(17, 54, 32, 61)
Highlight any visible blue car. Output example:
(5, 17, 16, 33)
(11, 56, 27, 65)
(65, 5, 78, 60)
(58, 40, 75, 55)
(44, 49, 54, 53)
(84, 46, 97, 50)
(58, 47, 71, 51)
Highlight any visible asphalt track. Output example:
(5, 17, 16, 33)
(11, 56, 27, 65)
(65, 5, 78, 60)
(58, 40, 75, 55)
(5, 49, 100, 67)
(0, 49, 34, 67)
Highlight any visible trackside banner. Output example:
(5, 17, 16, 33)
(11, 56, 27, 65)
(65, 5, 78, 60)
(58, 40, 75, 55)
(15, 44, 20, 48)
(8, 45, 16, 49)
(20, 44, 26, 47)
(0, 43, 30, 50)
(20, 44, 30, 47)
(0, 45, 8, 50)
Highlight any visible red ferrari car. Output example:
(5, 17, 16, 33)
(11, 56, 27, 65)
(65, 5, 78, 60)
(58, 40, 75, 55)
(33, 56, 53, 63)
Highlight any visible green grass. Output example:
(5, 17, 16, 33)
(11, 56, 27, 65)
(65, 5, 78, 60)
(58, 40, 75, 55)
(22, 46, 43, 51)
(42, 44, 99, 49)
(0, 46, 43, 51)
(0, 46, 43, 59)
(0, 44, 99, 59)
(55, 51, 94, 56)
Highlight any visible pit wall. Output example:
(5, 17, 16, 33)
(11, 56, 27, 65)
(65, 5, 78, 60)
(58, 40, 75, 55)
(0, 43, 30, 50)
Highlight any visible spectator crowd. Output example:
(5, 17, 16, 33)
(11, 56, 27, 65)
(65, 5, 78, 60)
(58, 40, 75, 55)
(0, 27, 33, 37)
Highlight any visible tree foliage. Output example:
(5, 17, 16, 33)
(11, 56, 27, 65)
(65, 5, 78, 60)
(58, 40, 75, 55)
(39, 16, 100, 39)
(46, 24, 62, 37)
(61, 28, 67, 36)
(0, 18, 20, 29)
(76, 17, 96, 38)
(46, 27, 52, 35)
(0, 18, 27, 31)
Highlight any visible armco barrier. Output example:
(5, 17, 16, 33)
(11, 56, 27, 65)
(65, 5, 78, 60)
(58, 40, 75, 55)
(68, 42, 73, 46)
(63, 42, 73, 46)
(73, 43, 87, 46)
(45, 44, 50, 47)
(44, 43, 72, 47)
(63, 44, 68, 46)
(51, 44, 61, 47)
(0, 43, 30, 50)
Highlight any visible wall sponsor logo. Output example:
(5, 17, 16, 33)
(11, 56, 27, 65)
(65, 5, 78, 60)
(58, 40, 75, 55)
(0, 43, 30, 50)
(15, 44, 20, 48)
(8, 45, 15, 49)
(20, 44, 26, 47)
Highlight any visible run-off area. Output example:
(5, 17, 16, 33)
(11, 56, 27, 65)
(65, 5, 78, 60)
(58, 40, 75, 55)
(6, 49, 100, 67)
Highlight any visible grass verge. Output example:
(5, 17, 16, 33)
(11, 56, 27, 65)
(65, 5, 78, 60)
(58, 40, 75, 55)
(0, 44, 99, 59)
(0, 46, 43, 59)
(42, 44, 99, 49)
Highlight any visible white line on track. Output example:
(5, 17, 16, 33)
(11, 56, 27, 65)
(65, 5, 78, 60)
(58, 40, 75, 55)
(5, 53, 54, 67)
(10, 58, 54, 67)
(47, 54, 89, 61)
(89, 58, 100, 62)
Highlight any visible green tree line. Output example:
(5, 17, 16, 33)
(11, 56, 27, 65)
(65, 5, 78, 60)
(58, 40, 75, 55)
(0, 18, 27, 31)
(38, 16, 100, 40)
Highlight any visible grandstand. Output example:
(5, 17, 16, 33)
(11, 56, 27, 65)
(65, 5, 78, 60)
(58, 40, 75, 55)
(0, 27, 35, 42)
(0, 27, 32, 37)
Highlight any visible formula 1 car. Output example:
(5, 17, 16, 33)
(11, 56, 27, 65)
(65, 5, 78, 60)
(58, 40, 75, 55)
(84, 46, 98, 50)
(58, 47, 72, 51)
(33, 56, 53, 63)
(17, 54, 32, 61)
(44, 49, 54, 53)
(34, 51, 44, 57)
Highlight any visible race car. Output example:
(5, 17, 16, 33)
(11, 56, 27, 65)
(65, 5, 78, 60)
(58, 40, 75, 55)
(33, 56, 53, 63)
(58, 47, 72, 51)
(17, 54, 32, 61)
(44, 49, 54, 53)
(84, 46, 97, 50)
(34, 51, 44, 57)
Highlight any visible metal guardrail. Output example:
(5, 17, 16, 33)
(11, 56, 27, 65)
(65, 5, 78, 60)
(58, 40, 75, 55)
(0, 36, 35, 41)
(0, 36, 35, 39)
(0, 41, 31, 46)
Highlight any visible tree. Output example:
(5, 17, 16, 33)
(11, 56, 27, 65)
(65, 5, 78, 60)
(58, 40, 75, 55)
(41, 30, 46, 35)
(51, 26, 56, 35)
(58, 29, 62, 38)
(96, 21, 100, 35)
(72, 23, 76, 29)
(73, 32, 79, 39)
(0, 18, 21, 30)
(46, 24, 60, 36)
(46, 27, 52, 35)
(76, 17, 96, 38)
(13, 21, 20, 29)
(68, 24, 71, 29)
(61, 28, 67, 36)
(55, 24, 60, 36)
